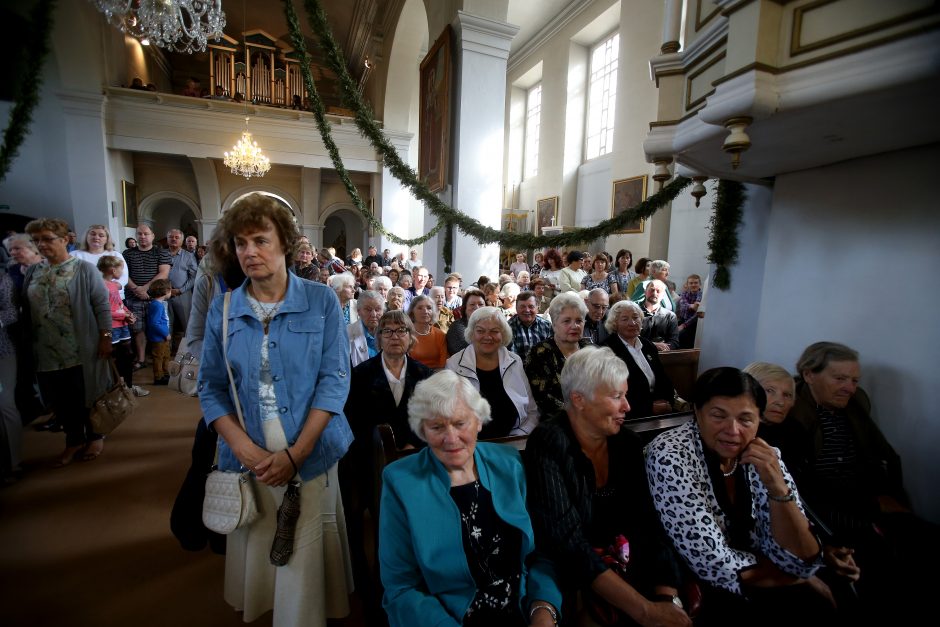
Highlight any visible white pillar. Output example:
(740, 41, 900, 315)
(451, 11, 518, 282)
(377, 130, 420, 257)
(59, 92, 110, 234)
(661, 0, 683, 54)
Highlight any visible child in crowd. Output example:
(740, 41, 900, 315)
(146, 279, 173, 385)
(97, 256, 148, 397)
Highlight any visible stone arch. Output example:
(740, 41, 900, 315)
(221, 185, 300, 216)
(384, 0, 428, 134)
(321, 203, 368, 261)
(138, 190, 201, 224)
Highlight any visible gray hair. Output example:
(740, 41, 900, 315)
(548, 291, 587, 322)
(463, 306, 512, 347)
(796, 342, 859, 378)
(430, 285, 445, 297)
(328, 272, 356, 293)
(499, 282, 520, 300)
(407, 370, 492, 442)
(3, 233, 38, 254)
(560, 346, 629, 409)
(408, 294, 439, 324)
(743, 362, 794, 389)
(650, 260, 670, 274)
(605, 299, 643, 334)
(370, 275, 392, 291)
(356, 290, 384, 311)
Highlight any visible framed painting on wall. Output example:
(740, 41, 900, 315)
(122, 180, 138, 228)
(536, 196, 558, 232)
(611, 175, 647, 233)
(419, 26, 452, 193)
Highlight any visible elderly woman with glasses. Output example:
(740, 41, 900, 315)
(380, 369, 562, 627)
(446, 307, 539, 439)
(523, 292, 591, 417)
(602, 300, 676, 418)
(524, 347, 690, 626)
(22, 218, 113, 466)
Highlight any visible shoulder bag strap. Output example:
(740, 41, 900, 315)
(222, 291, 247, 432)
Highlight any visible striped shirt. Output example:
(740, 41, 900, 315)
(123, 246, 172, 286)
(813, 406, 860, 484)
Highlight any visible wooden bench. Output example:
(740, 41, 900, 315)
(660, 348, 700, 400)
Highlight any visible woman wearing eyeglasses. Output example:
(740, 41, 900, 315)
(341, 309, 434, 618)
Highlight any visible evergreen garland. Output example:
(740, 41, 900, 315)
(706, 179, 746, 290)
(0, 0, 56, 184)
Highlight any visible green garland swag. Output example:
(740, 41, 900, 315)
(707, 179, 745, 290)
(288, 0, 743, 287)
(0, 0, 56, 184)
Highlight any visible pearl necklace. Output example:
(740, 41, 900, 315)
(722, 458, 739, 477)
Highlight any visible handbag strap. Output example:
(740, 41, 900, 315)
(107, 358, 123, 388)
(222, 292, 247, 432)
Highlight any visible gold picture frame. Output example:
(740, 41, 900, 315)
(611, 175, 647, 234)
(419, 26, 453, 193)
(536, 196, 559, 233)
(122, 180, 138, 228)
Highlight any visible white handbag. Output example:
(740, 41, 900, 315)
(202, 292, 261, 534)
(168, 341, 199, 397)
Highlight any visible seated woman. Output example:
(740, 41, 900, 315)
(523, 292, 591, 417)
(407, 295, 448, 369)
(446, 307, 539, 439)
(328, 272, 358, 325)
(386, 285, 406, 311)
(379, 370, 562, 627)
(645, 367, 830, 625)
(446, 288, 486, 356)
(602, 300, 675, 418)
(524, 347, 690, 626)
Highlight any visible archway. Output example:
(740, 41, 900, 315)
(321, 205, 368, 262)
(222, 186, 299, 216)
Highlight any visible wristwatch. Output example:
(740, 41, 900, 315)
(654, 594, 684, 610)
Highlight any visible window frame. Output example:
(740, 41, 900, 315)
(584, 30, 620, 161)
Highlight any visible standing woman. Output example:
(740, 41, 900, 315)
(198, 193, 354, 627)
(408, 294, 448, 369)
(580, 253, 616, 293)
(329, 272, 358, 325)
(22, 219, 112, 466)
(4, 234, 43, 290)
(609, 249, 636, 297)
(71, 224, 127, 296)
(538, 249, 564, 298)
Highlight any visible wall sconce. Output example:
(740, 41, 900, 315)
(723, 117, 752, 169)
(652, 158, 673, 190)
(690, 176, 708, 207)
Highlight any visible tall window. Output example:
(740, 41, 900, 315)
(585, 32, 619, 160)
(523, 83, 542, 179)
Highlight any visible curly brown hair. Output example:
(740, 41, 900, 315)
(209, 193, 299, 287)
(25, 218, 70, 239)
(542, 248, 563, 270)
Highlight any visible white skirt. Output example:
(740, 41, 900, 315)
(223, 419, 354, 627)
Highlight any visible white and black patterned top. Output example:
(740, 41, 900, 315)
(645, 421, 822, 595)
(450, 481, 525, 627)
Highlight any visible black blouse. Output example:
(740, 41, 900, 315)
(523, 413, 682, 596)
(451, 481, 525, 627)
(476, 366, 517, 439)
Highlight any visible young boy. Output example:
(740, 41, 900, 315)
(146, 279, 172, 385)
(97, 256, 149, 397)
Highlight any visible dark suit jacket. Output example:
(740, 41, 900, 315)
(603, 334, 674, 419)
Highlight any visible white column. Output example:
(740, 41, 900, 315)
(377, 130, 420, 257)
(451, 11, 518, 282)
(189, 157, 221, 224)
(59, 92, 110, 234)
(661, 0, 683, 54)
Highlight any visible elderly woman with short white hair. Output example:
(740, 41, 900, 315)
(498, 282, 521, 320)
(349, 290, 385, 367)
(602, 300, 676, 418)
(380, 369, 562, 627)
(446, 307, 539, 438)
(370, 274, 392, 301)
(523, 292, 591, 417)
(524, 347, 690, 626)
(328, 272, 358, 324)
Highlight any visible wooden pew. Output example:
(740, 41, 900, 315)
(659, 348, 700, 400)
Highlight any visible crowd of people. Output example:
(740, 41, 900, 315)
(1, 195, 934, 626)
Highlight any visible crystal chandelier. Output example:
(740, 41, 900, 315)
(90, 1, 226, 53)
(224, 118, 272, 179)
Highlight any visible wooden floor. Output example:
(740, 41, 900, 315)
(0, 369, 367, 627)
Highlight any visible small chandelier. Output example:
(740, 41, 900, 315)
(224, 117, 271, 179)
(90, 0, 226, 54)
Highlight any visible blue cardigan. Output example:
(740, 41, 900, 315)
(198, 272, 353, 481)
(379, 442, 562, 626)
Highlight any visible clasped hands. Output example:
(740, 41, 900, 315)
(236, 442, 299, 487)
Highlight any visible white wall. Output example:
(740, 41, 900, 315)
(698, 144, 940, 522)
(666, 182, 718, 286)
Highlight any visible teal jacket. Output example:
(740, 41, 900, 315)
(379, 442, 562, 626)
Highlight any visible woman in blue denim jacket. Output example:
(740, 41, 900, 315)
(198, 194, 354, 627)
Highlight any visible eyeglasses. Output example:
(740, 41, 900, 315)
(31, 235, 62, 244)
(379, 328, 409, 337)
